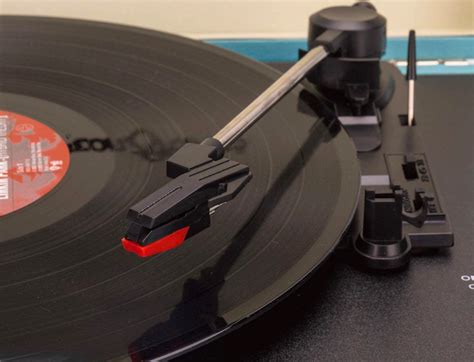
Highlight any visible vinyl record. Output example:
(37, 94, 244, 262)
(0, 17, 360, 360)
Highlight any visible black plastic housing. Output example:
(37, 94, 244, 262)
(307, 3, 387, 89)
(309, 4, 386, 58)
(304, 2, 392, 153)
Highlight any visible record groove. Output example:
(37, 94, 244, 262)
(0, 17, 359, 359)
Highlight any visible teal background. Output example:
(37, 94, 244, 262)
(206, 36, 474, 75)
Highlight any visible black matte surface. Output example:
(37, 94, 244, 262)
(180, 68, 474, 360)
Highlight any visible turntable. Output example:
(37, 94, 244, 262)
(0, 2, 471, 360)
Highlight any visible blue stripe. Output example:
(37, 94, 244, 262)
(207, 39, 307, 63)
(206, 37, 474, 74)
(398, 65, 474, 75)
(385, 36, 474, 60)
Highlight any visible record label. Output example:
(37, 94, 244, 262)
(0, 110, 70, 216)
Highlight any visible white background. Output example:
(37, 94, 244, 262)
(0, 0, 473, 38)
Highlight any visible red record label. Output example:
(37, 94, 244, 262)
(0, 110, 70, 216)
